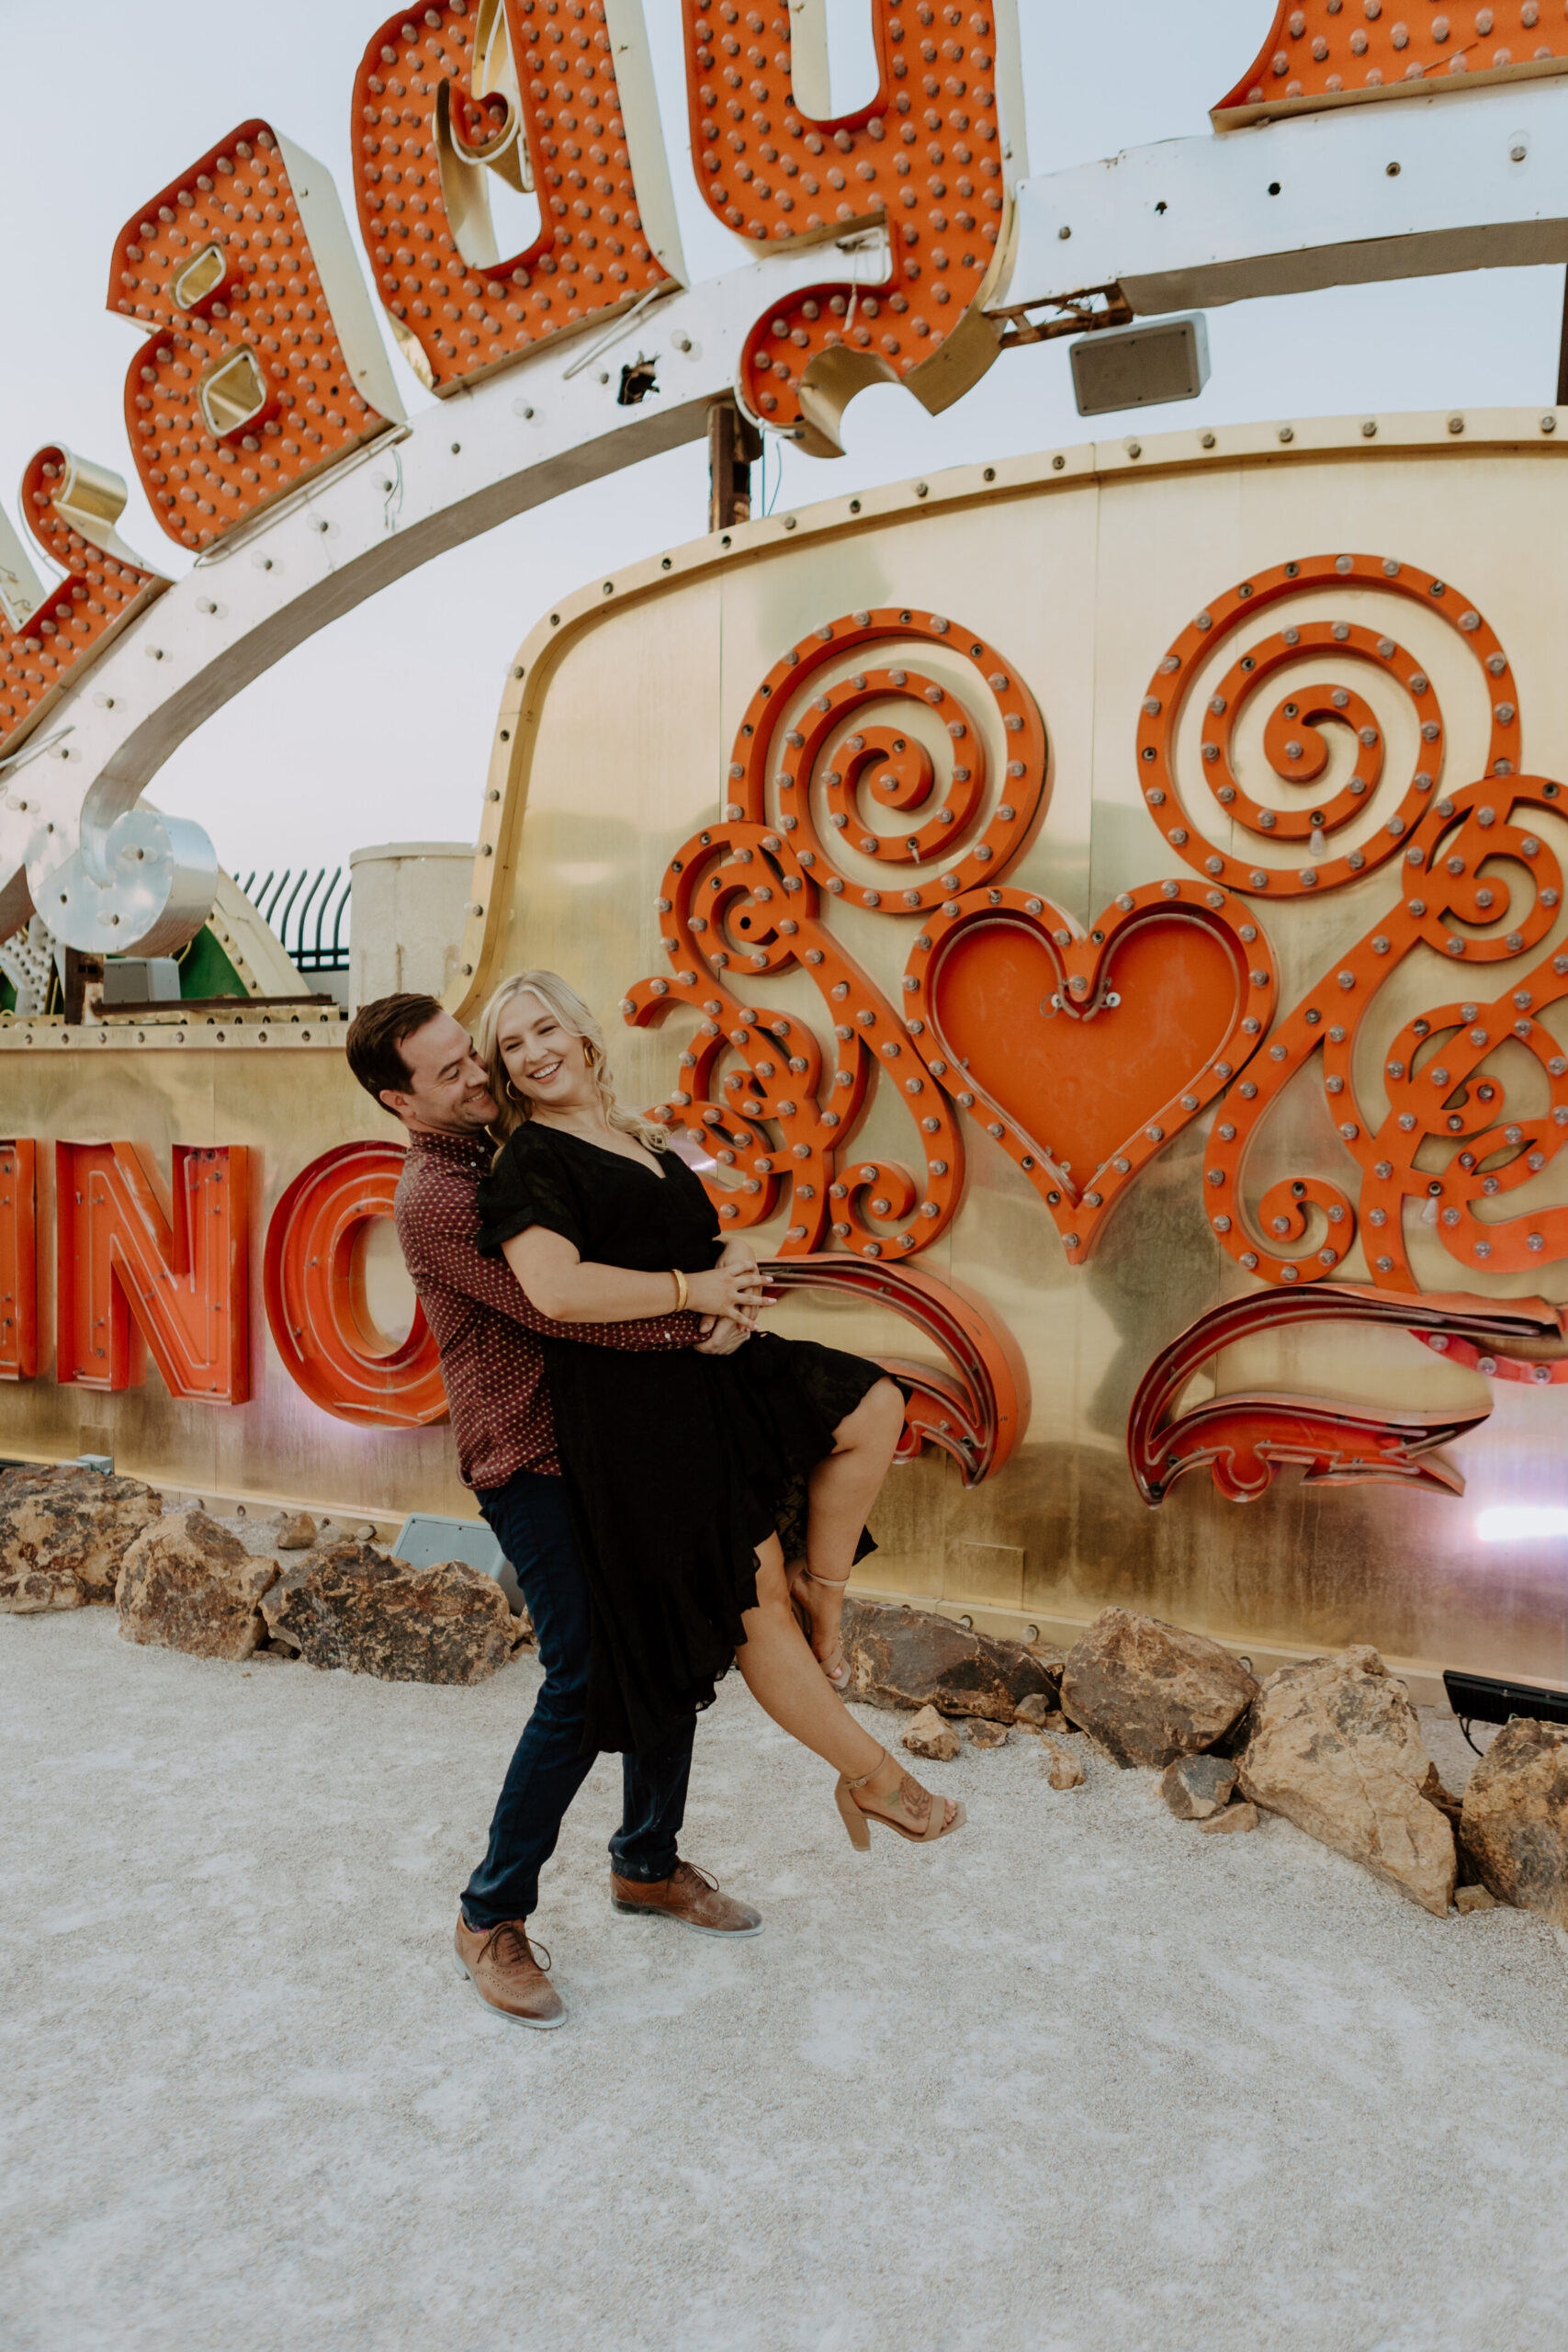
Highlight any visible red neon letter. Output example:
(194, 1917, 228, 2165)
(0, 447, 166, 758)
(681, 1, 1026, 454)
(55, 1143, 249, 1402)
(352, 0, 682, 394)
(107, 120, 403, 553)
(264, 1142, 446, 1427)
(0, 1141, 38, 1381)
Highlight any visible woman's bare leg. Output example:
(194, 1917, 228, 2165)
(794, 1378, 906, 1668)
(739, 1534, 957, 1832)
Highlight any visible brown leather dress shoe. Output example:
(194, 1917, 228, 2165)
(453, 1912, 566, 2029)
(610, 1860, 762, 1939)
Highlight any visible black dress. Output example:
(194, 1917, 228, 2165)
(475, 1122, 891, 1754)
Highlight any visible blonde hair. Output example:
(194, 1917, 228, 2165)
(477, 969, 668, 1153)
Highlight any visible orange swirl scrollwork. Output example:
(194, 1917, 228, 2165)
(624, 608, 1048, 1262)
(626, 557, 1568, 1317)
(1209, 775, 1568, 1292)
(1136, 552, 1516, 904)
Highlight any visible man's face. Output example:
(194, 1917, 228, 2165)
(380, 1012, 498, 1134)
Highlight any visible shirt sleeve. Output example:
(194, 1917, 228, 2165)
(398, 1149, 701, 1355)
(474, 1126, 584, 1259)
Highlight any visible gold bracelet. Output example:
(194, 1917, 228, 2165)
(671, 1267, 689, 1313)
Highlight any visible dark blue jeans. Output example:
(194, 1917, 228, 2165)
(460, 1468, 696, 1928)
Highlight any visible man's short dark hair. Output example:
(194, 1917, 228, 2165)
(345, 993, 445, 1103)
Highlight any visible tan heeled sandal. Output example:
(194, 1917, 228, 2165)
(789, 1565, 852, 1690)
(834, 1747, 966, 1851)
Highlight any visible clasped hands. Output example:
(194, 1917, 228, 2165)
(691, 1240, 769, 1357)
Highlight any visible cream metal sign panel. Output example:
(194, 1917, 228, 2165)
(8, 421, 1562, 1698)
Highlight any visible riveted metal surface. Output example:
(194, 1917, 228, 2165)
(7, 433, 1568, 1691)
(458, 426, 1568, 1692)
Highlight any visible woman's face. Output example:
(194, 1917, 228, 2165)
(496, 991, 595, 1114)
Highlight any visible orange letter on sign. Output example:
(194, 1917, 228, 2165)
(107, 122, 404, 553)
(682, 1, 1026, 455)
(1215, 4, 1568, 123)
(0, 1141, 38, 1381)
(55, 1144, 249, 1401)
(264, 1142, 446, 1427)
(0, 447, 166, 758)
(352, 0, 682, 394)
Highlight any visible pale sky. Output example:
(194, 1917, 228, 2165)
(1, 1, 1562, 878)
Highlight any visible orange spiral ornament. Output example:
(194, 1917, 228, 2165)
(1137, 553, 1517, 901)
(624, 608, 1046, 1260)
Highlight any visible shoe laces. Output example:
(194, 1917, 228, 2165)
(480, 1920, 551, 1974)
(671, 1860, 718, 1896)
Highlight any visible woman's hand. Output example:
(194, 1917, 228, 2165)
(694, 1315, 752, 1356)
(687, 1262, 769, 1322)
(711, 1235, 763, 1326)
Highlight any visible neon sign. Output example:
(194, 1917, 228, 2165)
(4, 1, 1568, 967)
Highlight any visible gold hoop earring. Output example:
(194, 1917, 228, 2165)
(505, 1078, 524, 1104)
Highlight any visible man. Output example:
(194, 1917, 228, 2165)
(345, 993, 761, 2031)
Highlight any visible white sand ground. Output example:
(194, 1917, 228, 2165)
(3, 1611, 1566, 2352)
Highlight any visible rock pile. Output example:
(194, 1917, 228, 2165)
(0, 1464, 162, 1611)
(9, 1469, 1563, 1932)
(118, 1513, 522, 1684)
(262, 1540, 522, 1686)
(0, 1464, 524, 1688)
(854, 1594, 1560, 1925)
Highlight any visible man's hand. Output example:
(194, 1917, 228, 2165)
(694, 1315, 752, 1356)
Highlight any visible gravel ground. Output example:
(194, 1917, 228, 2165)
(3, 1610, 1565, 2352)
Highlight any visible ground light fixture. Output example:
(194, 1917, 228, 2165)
(1441, 1668, 1568, 1754)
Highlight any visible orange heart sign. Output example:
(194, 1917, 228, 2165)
(903, 881, 1276, 1262)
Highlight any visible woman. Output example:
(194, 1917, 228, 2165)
(472, 969, 963, 1849)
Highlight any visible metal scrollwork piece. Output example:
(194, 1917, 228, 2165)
(1129, 1285, 1567, 1506)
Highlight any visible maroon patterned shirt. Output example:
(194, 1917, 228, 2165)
(393, 1127, 702, 1490)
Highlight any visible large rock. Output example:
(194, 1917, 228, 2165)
(0, 1464, 163, 1611)
(1237, 1646, 1456, 1917)
(262, 1540, 522, 1685)
(841, 1597, 1057, 1724)
(1060, 1609, 1258, 1769)
(117, 1510, 277, 1661)
(1460, 1717, 1568, 1930)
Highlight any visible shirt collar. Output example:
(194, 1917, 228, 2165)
(404, 1125, 492, 1170)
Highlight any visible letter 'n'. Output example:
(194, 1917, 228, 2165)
(0, 1140, 37, 1380)
(55, 1143, 249, 1403)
